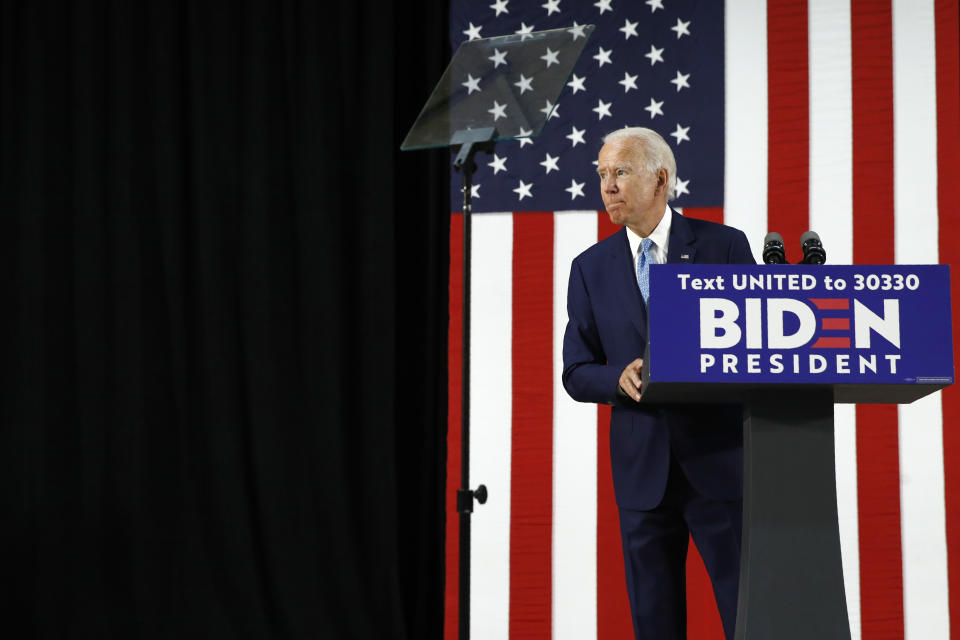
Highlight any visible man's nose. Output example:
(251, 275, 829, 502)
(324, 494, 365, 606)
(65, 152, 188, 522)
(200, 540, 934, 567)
(603, 177, 618, 193)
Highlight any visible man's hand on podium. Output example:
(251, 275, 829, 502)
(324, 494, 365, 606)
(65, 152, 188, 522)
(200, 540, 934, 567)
(618, 358, 644, 402)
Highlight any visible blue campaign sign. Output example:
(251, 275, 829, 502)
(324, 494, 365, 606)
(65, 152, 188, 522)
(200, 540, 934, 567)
(646, 265, 954, 389)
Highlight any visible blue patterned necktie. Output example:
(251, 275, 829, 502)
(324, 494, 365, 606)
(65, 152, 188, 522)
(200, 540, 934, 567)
(636, 237, 654, 304)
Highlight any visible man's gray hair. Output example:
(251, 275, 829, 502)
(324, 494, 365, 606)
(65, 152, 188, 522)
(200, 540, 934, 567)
(602, 127, 678, 201)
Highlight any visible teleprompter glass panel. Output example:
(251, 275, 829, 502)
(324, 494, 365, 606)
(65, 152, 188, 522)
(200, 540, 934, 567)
(401, 25, 595, 151)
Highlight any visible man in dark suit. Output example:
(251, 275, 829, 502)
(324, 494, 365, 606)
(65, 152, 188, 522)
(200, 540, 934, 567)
(562, 127, 755, 640)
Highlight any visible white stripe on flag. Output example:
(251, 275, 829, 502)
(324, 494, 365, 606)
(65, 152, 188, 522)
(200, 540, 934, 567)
(808, 0, 853, 267)
(552, 211, 600, 640)
(808, 4, 860, 638)
(469, 213, 513, 640)
(892, 1, 950, 637)
(899, 392, 949, 639)
(724, 0, 768, 263)
(894, 0, 939, 259)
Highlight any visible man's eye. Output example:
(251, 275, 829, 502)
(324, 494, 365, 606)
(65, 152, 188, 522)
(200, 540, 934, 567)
(617, 169, 627, 177)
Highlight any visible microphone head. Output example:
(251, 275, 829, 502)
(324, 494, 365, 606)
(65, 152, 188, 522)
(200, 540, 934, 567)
(800, 230, 826, 264)
(762, 232, 786, 264)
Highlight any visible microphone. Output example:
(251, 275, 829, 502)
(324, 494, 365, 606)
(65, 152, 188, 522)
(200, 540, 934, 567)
(762, 232, 786, 264)
(800, 231, 827, 264)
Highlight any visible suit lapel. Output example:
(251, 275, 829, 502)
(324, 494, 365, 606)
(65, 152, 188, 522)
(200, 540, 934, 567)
(666, 209, 697, 264)
(609, 227, 649, 338)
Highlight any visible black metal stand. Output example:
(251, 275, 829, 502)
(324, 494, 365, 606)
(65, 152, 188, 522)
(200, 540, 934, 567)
(735, 389, 851, 639)
(451, 127, 495, 640)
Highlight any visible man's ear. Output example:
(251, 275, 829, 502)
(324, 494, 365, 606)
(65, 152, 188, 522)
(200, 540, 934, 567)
(657, 168, 668, 194)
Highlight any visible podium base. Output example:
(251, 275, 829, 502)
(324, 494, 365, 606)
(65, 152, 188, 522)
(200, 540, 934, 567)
(735, 389, 851, 640)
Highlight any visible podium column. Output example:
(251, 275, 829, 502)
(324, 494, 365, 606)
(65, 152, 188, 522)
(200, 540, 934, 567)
(735, 388, 851, 639)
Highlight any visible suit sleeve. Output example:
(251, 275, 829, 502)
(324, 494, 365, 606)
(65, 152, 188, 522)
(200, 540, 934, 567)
(561, 257, 621, 405)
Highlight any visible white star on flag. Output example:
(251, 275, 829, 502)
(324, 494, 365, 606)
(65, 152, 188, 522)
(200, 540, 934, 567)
(594, 0, 612, 15)
(514, 74, 534, 94)
(541, 99, 559, 119)
(646, 0, 664, 11)
(645, 44, 664, 66)
(488, 154, 508, 174)
(513, 180, 533, 200)
(542, 0, 561, 16)
(568, 74, 586, 94)
(620, 19, 638, 40)
(645, 97, 664, 118)
(671, 18, 691, 39)
(490, 0, 508, 16)
(470, 184, 481, 199)
(540, 153, 560, 174)
(541, 47, 560, 67)
(568, 22, 587, 40)
(489, 49, 508, 68)
(593, 46, 613, 67)
(462, 74, 481, 94)
(670, 123, 690, 144)
(566, 126, 586, 147)
(516, 22, 535, 39)
(593, 98, 612, 120)
(674, 177, 690, 197)
(517, 127, 534, 147)
(463, 22, 482, 40)
(671, 71, 691, 91)
(489, 101, 507, 121)
(565, 179, 586, 199)
(619, 71, 638, 92)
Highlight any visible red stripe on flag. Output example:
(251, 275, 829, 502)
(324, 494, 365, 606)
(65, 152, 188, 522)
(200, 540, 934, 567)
(935, 0, 960, 635)
(598, 211, 619, 243)
(850, 1, 905, 637)
(682, 207, 724, 226)
(510, 213, 554, 639)
(596, 213, 634, 639)
(855, 402, 904, 638)
(596, 403, 632, 639)
(445, 213, 463, 640)
(597, 211, 623, 241)
(686, 542, 724, 640)
(852, 1, 896, 260)
(767, 0, 810, 265)
(810, 298, 850, 310)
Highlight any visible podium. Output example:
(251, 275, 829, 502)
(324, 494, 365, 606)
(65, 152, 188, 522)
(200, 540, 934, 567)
(641, 264, 954, 639)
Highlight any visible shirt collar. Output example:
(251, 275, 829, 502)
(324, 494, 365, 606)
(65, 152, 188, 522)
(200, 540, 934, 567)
(626, 204, 672, 263)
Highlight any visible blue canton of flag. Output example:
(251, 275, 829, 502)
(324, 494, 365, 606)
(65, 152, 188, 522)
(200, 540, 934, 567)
(449, 0, 724, 213)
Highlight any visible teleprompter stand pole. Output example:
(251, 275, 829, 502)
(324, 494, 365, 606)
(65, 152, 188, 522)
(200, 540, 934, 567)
(452, 127, 495, 640)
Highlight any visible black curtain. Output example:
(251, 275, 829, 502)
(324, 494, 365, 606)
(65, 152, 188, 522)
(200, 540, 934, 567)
(0, 1, 449, 637)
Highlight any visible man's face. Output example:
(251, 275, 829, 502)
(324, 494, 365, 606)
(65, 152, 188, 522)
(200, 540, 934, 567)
(596, 138, 664, 232)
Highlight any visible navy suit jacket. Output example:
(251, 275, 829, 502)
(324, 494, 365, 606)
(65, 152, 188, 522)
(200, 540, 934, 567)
(562, 210, 756, 510)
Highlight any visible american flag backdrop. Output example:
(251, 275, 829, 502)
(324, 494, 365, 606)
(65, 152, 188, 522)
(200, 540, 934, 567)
(443, 1, 960, 639)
